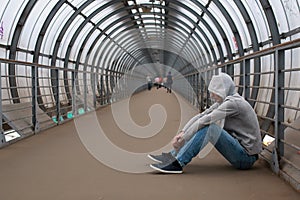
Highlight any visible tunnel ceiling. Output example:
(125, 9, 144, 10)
(0, 0, 299, 78)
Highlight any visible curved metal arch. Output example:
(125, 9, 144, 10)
(164, 1, 219, 60)
(211, 0, 247, 96)
(141, 14, 212, 71)
(66, 4, 139, 71)
(140, 29, 205, 68)
(117, 15, 201, 59)
(233, 0, 261, 106)
(83, 16, 143, 85)
(97, 15, 202, 97)
(49, 0, 123, 105)
(142, 2, 218, 68)
(33, 0, 66, 109)
(79, 13, 195, 92)
(104, 23, 204, 82)
(74, 5, 139, 94)
(78, 3, 218, 82)
(94, 20, 190, 76)
(188, 0, 234, 73)
(260, 0, 281, 45)
(111, 40, 203, 84)
(96, 12, 210, 75)
(98, 40, 154, 94)
(116, 53, 140, 75)
(259, 0, 284, 134)
(110, 36, 157, 77)
(137, 1, 223, 67)
(212, 0, 244, 56)
(48, 0, 95, 105)
(106, 27, 204, 75)
(50, 0, 118, 65)
(116, 48, 193, 77)
(63, 8, 136, 99)
(156, 0, 224, 71)
(8, 0, 38, 103)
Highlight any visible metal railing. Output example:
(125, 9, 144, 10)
(0, 58, 133, 147)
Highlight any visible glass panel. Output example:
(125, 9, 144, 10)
(196, 24, 219, 60)
(16, 52, 31, 102)
(70, 23, 93, 60)
(185, 0, 204, 16)
(0, 0, 29, 45)
(280, 0, 300, 36)
(41, 4, 74, 57)
(174, 4, 198, 23)
(270, 0, 289, 34)
(242, 0, 270, 43)
(1, 63, 11, 104)
(80, 29, 101, 63)
(106, 19, 131, 36)
(209, 2, 235, 53)
(58, 16, 85, 59)
(19, 1, 56, 50)
(81, 0, 107, 16)
(220, 0, 251, 50)
(203, 15, 226, 57)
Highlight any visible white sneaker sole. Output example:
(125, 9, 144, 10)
(150, 164, 183, 174)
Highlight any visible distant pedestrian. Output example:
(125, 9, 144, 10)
(146, 76, 152, 90)
(155, 76, 163, 89)
(165, 71, 173, 93)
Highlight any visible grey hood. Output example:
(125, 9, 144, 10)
(208, 73, 236, 100)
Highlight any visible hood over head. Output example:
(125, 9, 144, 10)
(208, 73, 236, 100)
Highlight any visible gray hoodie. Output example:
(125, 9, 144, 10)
(182, 73, 262, 155)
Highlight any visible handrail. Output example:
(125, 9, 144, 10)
(181, 38, 300, 76)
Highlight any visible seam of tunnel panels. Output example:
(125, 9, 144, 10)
(168, 1, 227, 64)
(211, 0, 244, 53)
(109, 28, 204, 71)
(66, 4, 135, 67)
(186, 1, 233, 64)
(99, 27, 195, 73)
(151, 3, 218, 67)
(106, 18, 210, 72)
(109, 18, 198, 59)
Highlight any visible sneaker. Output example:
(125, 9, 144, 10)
(147, 152, 175, 163)
(150, 159, 183, 174)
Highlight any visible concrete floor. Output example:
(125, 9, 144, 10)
(0, 89, 300, 200)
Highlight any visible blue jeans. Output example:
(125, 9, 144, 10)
(171, 124, 258, 170)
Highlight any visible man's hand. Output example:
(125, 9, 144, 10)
(172, 131, 185, 151)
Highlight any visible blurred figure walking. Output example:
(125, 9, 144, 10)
(165, 71, 173, 93)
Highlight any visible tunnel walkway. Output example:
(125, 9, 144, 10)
(0, 88, 299, 200)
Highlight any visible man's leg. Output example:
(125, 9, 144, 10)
(214, 128, 258, 169)
(175, 124, 257, 169)
(174, 125, 214, 167)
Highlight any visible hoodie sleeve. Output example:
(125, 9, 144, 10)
(181, 102, 220, 133)
(182, 99, 238, 141)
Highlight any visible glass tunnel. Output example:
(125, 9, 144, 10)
(0, 0, 300, 193)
